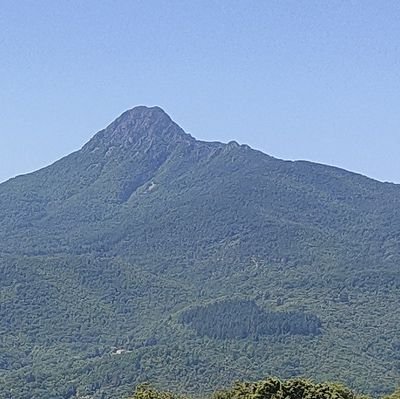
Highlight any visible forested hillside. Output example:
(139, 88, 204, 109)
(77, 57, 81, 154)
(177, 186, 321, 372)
(0, 106, 399, 398)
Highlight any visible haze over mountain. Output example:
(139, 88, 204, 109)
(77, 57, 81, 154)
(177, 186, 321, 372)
(0, 106, 399, 399)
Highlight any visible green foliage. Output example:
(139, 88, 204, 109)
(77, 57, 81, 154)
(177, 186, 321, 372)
(383, 388, 400, 399)
(131, 383, 181, 399)
(213, 378, 360, 399)
(131, 378, 365, 399)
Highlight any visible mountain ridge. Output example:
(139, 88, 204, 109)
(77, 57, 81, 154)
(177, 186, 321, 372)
(2, 105, 396, 187)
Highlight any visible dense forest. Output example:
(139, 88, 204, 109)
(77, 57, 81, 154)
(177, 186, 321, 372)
(0, 107, 400, 398)
(179, 299, 321, 339)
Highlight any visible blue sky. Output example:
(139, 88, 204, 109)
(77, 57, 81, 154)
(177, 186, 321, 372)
(1, 1, 400, 183)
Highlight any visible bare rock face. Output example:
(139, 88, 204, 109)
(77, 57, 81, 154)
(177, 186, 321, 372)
(83, 106, 194, 153)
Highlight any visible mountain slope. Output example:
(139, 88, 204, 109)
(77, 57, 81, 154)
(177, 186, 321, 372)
(0, 106, 399, 399)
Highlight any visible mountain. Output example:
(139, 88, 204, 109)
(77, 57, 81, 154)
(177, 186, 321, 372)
(0, 106, 400, 399)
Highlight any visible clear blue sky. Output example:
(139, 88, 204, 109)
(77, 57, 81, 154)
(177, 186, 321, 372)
(1, 1, 400, 183)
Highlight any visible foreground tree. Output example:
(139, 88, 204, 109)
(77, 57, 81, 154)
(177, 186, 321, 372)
(384, 389, 400, 399)
(131, 378, 369, 399)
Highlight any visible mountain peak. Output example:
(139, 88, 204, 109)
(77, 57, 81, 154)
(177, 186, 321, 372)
(84, 105, 192, 152)
(116, 105, 172, 124)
